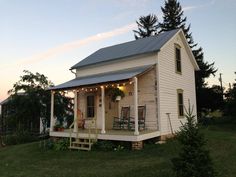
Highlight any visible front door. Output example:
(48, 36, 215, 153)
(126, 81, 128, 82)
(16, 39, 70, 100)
(105, 96, 118, 130)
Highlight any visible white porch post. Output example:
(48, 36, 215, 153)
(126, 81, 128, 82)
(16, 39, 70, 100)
(134, 77, 139, 135)
(73, 90, 78, 133)
(50, 91, 55, 132)
(101, 86, 106, 134)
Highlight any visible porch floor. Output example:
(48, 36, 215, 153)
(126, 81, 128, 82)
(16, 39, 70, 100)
(50, 129, 161, 142)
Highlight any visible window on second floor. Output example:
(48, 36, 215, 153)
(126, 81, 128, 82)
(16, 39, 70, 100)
(175, 45, 182, 74)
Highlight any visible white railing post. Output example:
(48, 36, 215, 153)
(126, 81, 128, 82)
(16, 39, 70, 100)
(73, 90, 78, 133)
(134, 77, 139, 135)
(101, 86, 106, 134)
(50, 91, 55, 132)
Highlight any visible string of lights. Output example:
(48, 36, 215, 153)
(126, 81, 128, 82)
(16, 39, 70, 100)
(55, 81, 134, 95)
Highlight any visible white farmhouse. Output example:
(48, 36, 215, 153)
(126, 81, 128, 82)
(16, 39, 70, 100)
(49, 29, 199, 150)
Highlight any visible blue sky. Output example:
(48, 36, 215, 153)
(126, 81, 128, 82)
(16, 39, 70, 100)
(0, 0, 236, 101)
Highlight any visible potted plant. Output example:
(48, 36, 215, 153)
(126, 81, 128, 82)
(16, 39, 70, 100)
(58, 125, 64, 132)
(107, 88, 125, 102)
(54, 124, 64, 131)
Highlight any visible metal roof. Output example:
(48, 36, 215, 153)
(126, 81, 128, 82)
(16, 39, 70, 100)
(50, 65, 153, 90)
(0, 93, 25, 105)
(0, 97, 10, 105)
(71, 29, 180, 69)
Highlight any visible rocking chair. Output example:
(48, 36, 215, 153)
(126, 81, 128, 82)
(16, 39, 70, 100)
(113, 106, 130, 130)
(129, 105, 146, 130)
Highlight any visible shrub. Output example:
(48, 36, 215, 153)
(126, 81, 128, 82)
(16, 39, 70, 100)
(93, 140, 115, 151)
(4, 131, 38, 145)
(93, 140, 130, 151)
(53, 138, 69, 151)
(172, 103, 216, 177)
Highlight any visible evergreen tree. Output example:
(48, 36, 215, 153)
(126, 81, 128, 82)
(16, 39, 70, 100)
(159, 0, 217, 114)
(133, 14, 159, 39)
(172, 103, 215, 177)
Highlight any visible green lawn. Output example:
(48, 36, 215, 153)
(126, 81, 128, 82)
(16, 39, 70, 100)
(0, 123, 236, 177)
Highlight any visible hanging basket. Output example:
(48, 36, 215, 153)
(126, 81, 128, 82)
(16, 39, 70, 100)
(107, 88, 125, 102)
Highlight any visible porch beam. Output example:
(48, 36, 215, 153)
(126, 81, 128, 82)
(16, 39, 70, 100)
(101, 86, 106, 134)
(73, 90, 78, 133)
(50, 91, 55, 132)
(134, 77, 139, 135)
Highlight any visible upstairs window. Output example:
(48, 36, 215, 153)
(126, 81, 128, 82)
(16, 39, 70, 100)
(87, 95, 95, 118)
(175, 45, 182, 74)
(177, 89, 184, 118)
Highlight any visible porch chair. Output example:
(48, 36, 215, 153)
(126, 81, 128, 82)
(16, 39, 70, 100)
(129, 105, 146, 130)
(77, 109, 85, 129)
(113, 106, 130, 130)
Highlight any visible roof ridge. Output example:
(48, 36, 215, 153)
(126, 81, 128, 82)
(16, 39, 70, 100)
(97, 29, 179, 51)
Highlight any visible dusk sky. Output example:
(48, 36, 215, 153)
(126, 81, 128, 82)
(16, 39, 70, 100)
(0, 0, 236, 102)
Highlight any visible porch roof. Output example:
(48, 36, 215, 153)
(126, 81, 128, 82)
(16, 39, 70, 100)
(49, 65, 153, 90)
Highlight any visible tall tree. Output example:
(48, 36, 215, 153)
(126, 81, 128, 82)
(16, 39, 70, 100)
(225, 83, 236, 117)
(7, 70, 73, 132)
(198, 85, 224, 113)
(159, 0, 217, 114)
(133, 14, 159, 39)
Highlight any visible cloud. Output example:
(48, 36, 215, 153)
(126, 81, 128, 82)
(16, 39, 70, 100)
(182, 0, 216, 12)
(183, 6, 197, 12)
(2, 23, 136, 69)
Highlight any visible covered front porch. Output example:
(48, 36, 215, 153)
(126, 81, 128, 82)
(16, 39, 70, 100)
(49, 65, 160, 142)
(50, 129, 160, 142)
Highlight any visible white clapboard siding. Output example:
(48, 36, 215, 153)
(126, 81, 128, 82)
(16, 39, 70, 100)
(76, 54, 156, 77)
(157, 33, 197, 135)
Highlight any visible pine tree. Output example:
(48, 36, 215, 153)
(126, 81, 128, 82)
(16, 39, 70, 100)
(159, 0, 217, 114)
(172, 103, 216, 177)
(133, 14, 159, 39)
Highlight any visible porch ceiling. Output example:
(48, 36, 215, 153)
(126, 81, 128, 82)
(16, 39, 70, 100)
(49, 65, 154, 91)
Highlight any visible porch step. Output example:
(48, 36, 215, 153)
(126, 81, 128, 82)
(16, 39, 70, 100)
(69, 138, 96, 151)
(69, 146, 91, 151)
(72, 141, 90, 145)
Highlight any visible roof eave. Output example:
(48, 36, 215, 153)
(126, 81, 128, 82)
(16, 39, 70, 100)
(70, 50, 159, 70)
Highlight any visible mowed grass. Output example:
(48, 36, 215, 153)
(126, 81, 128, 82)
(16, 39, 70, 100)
(0, 123, 235, 177)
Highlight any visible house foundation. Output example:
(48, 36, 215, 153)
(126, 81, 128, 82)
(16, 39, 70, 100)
(132, 141, 143, 150)
(159, 133, 175, 141)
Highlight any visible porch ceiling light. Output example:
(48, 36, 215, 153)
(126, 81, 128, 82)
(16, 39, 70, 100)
(118, 86, 124, 91)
